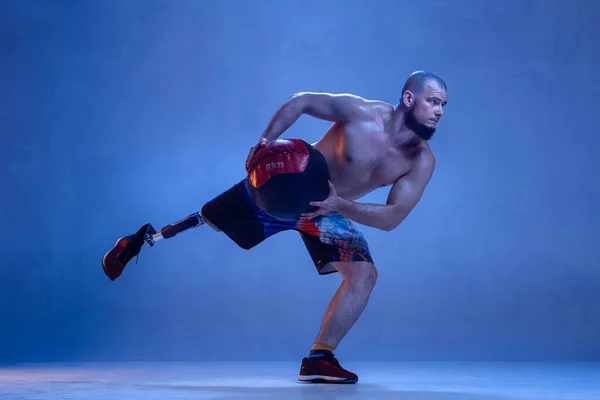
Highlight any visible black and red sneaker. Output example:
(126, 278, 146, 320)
(101, 223, 153, 281)
(298, 352, 358, 384)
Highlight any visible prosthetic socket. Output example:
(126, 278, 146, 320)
(143, 212, 205, 247)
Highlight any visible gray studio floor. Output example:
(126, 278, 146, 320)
(1, 361, 598, 399)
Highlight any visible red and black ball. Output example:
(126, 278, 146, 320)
(247, 139, 331, 221)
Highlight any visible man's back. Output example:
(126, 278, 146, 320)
(249, 79, 443, 231)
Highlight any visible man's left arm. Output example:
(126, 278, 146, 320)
(333, 153, 435, 231)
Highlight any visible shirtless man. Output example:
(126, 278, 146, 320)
(102, 71, 448, 384)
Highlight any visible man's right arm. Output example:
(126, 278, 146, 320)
(258, 92, 369, 143)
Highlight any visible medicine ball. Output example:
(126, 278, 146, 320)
(247, 139, 331, 221)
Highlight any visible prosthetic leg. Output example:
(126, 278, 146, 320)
(101, 212, 206, 281)
(143, 212, 205, 247)
(102, 176, 256, 281)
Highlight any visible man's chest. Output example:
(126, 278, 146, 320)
(337, 137, 415, 187)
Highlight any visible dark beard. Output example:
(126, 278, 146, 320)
(405, 108, 436, 140)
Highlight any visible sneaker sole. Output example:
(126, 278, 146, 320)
(298, 374, 358, 384)
(102, 237, 124, 280)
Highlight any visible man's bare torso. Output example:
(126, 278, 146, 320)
(313, 102, 431, 201)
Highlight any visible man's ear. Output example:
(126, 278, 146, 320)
(402, 90, 415, 108)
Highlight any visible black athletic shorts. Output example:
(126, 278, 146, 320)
(201, 178, 373, 274)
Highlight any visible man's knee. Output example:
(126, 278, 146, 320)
(360, 262, 378, 289)
(332, 261, 378, 289)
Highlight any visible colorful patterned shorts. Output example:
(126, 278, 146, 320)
(201, 178, 373, 274)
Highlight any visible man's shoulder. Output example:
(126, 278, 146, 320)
(414, 142, 436, 174)
(360, 98, 395, 113)
(419, 140, 434, 156)
(327, 93, 392, 111)
(350, 97, 395, 123)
